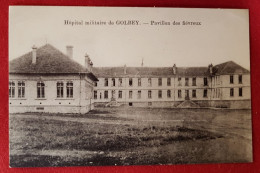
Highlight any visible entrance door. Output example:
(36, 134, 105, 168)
(185, 90, 190, 100)
(111, 90, 116, 101)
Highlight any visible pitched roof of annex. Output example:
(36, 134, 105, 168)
(9, 44, 98, 81)
(213, 61, 250, 75)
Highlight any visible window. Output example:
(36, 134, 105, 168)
(167, 78, 171, 86)
(148, 90, 152, 99)
(158, 78, 162, 86)
(112, 78, 116, 86)
(9, 81, 15, 98)
(178, 90, 182, 98)
(100, 93, 102, 99)
(129, 91, 132, 99)
(204, 77, 208, 86)
(66, 81, 73, 98)
(148, 78, 152, 86)
(118, 78, 122, 87)
(158, 90, 162, 98)
(185, 78, 189, 86)
(239, 88, 243, 97)
(230, 75, 234, 84)
(203, 89, 208, 98)
(138, 90, 141, 99)
(18, 81, 25, 98)
(138, 78, 141, 86)
(118, 90, 122, 99)
(192, 90, 196, 98)
(104, 78, 108, 86)
(94, 82, 97, 87)
(129, 78, 133, 86)
(192, 77, 196, 86)
(178, 77, 182, 86)
(230, 88, 234, 97)
(239, 75, 242, 84)
(37, 81, 45, 98)
(104, 91, 108, 99)
(94, 90, 97, 99)
(57, 82, 64, 98)
(167, 90, 171, 98)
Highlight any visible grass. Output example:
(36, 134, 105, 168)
(9, 108, 252, 167)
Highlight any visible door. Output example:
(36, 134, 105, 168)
(185, 90, 190, 100)
(111, 90, 116, 101)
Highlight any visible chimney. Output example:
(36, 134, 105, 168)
(90, 60, 93, 72)
(85, 53, 93, 72)
(208, 64, 213, 74)
(124, 64, 127, 74)
(66, 45, 73, 59)
(173, 64, 177, 75)
(32, 45, 37, 64)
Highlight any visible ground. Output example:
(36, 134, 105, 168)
(9, 107, 252, 167)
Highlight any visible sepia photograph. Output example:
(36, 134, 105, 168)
(9, 6, 252, 167)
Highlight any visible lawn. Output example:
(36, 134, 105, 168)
(9, 108, 252, 167)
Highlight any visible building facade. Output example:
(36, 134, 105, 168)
(9, 44, 251, 113)
(92, 62, 251, 109)
(9, 44, 98, 113)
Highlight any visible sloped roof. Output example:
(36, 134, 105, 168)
(92, 66, 210, 78)
(9, 44, 89, 74)
(93, 61, 249, 78)
(213, 61, 250, 75)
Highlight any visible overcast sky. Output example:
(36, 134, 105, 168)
(9, 6, 250, 69)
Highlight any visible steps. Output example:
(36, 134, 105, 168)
(177, 100, 200, 108)
(105, 100, 122, 107)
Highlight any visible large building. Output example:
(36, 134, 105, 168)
(9, 44, 98, 113)
(9, 44, 251, 113)
(92, 62, 251, 109)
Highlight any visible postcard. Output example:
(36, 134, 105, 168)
(9, 6, 251, 167)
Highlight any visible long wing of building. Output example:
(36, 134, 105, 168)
(92, 61, 250, 109)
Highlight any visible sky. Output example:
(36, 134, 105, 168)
(9, 6, 250, 69)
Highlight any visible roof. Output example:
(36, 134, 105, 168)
(9, 44, 98, 81)
(93, 61, 249, 78)
(213, 61, 250, 75)
(93, 66, 210, 78)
